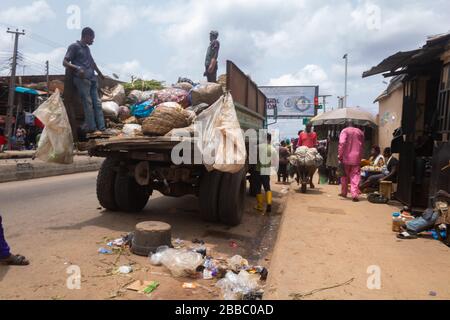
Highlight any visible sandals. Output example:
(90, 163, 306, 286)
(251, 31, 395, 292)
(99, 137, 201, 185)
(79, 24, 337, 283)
(0, 254, 30, 266)
(397, 232, 418, 240)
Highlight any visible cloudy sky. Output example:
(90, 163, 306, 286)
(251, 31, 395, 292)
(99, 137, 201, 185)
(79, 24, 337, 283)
(0, 0, 449, 138)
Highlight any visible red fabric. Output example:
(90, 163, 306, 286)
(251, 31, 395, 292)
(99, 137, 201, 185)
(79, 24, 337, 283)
(34, 117, 45, 129)
(297, 132, 317, 148)
(0, 135, 6, 145)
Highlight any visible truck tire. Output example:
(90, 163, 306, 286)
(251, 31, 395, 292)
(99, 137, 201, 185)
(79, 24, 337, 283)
(218, 168, 247, 226)
(199, 171, 223, 222)
(114, 174, 151, 213)
(97, 157, 119, 211)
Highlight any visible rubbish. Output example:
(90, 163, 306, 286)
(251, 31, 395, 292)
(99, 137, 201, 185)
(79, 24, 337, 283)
(153, 88, 190, 108)
(203, 269, 214, 280)
(143, 281, 160, 294)
(149, 245, 170, 266)
(130, 100, 155, 118)
(142, 106, 194, 136)
(227, 255, 249, 272)
(158, 248, 204, 278)
(182, 282, 198, 289)
(190, 82, 224, 106)
(102, 101, 120, 118)
(107, 238, 125, 247)
(194, 93, 246, 174)
(173, 82, 194, 92)
(101, 84, 126, 105)
(431, 230, 447, 240)
(122, 124, 142, 137)
(187, 103, 210, 116)
(173, 238, 185, 249)
(216, 270, 262, 300)
(127, 90, 156, 104)
(118, 266, 133, 274)
(98, 248, 113, 255)
(429, 291, 437, 297)
(33, 90, 74, 165)
(229, 241, 238, 248)
(127, 280, 153, 292)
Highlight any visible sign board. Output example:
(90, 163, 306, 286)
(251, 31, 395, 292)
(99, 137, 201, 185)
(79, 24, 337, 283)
(259, 86, 319, 118)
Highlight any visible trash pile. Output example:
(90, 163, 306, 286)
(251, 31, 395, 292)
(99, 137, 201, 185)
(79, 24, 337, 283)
(289, 146, 323, 168)
(99, 78, 225, 138)
(148, 241, 268, 300)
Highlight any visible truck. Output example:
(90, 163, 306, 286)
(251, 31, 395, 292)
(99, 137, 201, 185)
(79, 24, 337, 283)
(75, 61, 267, 226)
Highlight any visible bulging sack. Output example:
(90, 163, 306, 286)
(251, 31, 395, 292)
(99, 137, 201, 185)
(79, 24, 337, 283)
(194, 92, 246, 174)
(101, 84, 126, 105)
(102, 101, 120, 118)
(33, 89, 74, 164)
(190, 82, 224, 106)
(142, 105, 194, 136)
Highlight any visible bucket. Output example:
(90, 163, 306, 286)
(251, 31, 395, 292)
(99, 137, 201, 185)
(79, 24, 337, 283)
(379, 181, 393, 200)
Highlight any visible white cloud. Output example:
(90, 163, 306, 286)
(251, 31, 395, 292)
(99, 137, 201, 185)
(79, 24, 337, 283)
(105, 59, 162, 82)
(0, 0, 55, 26)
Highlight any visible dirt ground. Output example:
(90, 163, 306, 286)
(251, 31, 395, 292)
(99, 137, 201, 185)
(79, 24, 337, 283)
(0, 172, 286, 300)
(265, 180, 450, 300)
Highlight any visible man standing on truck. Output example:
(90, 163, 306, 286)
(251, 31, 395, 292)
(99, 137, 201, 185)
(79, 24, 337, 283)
(255, 133, 278, 214)
(63, 27, 106, 135)
(204, 30, 220, 83)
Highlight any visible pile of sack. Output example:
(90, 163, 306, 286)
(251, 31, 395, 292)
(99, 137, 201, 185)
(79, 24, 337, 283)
(289, 146, 323, 168)
(100, 80, 224, 138)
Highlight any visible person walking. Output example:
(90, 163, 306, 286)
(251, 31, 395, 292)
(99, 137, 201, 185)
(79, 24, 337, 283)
(297, 124, 317, 148)
(338, 121, 364, 202)
(255, 133, 278, 214)
(0, 215, 29, 266)
(278, 140, 290, 184)
(204, 30, 220, 83)
(63, 27, 106, 135)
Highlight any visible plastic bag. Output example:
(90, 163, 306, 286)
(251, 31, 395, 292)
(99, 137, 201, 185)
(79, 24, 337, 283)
(149, 245, 170, 266)
(194, 93, 246, 174)
(131, 100, 155, 118)
(227, 255, 249, 272)
(216, 270, 261, 300)
(33, 89, 74, 164)
(102, 101, 120, 118)
(122, 124, 142, 137)
(190, 82, 224, 106)
(101, 84, 126, 105)
(118, 106, 131, 121)
(128, 90, 155, 104)
(158, 248, 204, 277)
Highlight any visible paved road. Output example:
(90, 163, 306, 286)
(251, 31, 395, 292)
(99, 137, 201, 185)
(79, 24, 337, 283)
(0, 172, 283, 300)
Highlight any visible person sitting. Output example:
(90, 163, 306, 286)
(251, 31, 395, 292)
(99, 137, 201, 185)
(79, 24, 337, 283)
(360, 147, 398, 190)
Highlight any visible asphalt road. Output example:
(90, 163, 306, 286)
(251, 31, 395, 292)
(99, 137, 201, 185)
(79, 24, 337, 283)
(0, 172, 283, 300)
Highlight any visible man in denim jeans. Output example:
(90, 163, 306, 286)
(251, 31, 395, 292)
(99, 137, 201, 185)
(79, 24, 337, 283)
(63, 27, 106, 135)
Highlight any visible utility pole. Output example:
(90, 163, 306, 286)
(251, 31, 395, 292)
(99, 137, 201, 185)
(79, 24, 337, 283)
(343, 53, 348, 109)
(45, 60, 49, 96)
(5, 28, 25, 150)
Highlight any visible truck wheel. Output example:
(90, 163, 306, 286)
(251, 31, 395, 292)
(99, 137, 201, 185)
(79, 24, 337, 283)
(199, 171, 223, 222)
(114, 174, 151, 213)
(97, 157, 119, 211)
(218, 168, 247, 226)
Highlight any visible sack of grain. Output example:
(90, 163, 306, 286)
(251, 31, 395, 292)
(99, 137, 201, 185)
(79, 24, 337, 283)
(190, 82, 223, 106)
(102, 101, 120, 118)
(142, 106, 194, 136)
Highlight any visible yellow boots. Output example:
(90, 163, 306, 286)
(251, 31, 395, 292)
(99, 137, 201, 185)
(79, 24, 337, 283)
(255, 191, 273, 214)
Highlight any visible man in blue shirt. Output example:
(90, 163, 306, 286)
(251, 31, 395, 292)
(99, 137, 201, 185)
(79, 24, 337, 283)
(63, 27, 106, 135)
(204, 30, 220, 83)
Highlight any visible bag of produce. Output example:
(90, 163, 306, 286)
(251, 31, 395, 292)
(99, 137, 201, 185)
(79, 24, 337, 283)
(142, 105, 194, 136)
(102, 101, 120, 118)
(101, 84, 126, 105)
(190, 82, 224, 106)
(153, 88, 189, 108)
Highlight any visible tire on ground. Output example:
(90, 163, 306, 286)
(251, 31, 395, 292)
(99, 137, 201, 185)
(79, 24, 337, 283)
(199, 170, 223, 222)
(97, 157, 120, 211)
(218, 168, 247, 226)
(114, 173, 151, 213)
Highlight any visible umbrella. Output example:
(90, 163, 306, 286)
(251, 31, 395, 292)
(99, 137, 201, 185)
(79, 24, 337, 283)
(310, 108, 377, 128)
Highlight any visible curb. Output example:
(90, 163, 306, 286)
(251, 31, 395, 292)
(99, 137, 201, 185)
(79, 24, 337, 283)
(0, 157, 104, 183)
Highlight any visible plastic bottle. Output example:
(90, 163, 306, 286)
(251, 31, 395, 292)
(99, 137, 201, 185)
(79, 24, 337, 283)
(392, 212, 403, 232)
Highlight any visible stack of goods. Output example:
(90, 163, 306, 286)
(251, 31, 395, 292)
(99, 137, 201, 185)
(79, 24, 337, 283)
(99, 78, 225, 139)
(289, 146, 323, 168)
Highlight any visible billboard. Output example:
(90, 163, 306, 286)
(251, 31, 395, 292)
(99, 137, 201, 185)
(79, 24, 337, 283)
(259, 86, 319, 118)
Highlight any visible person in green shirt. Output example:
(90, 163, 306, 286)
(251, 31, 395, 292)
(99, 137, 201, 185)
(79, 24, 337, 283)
(255, 133, 278, 214)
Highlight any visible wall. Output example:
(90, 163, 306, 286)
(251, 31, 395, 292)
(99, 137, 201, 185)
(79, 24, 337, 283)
(377, 86, 403, 151)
